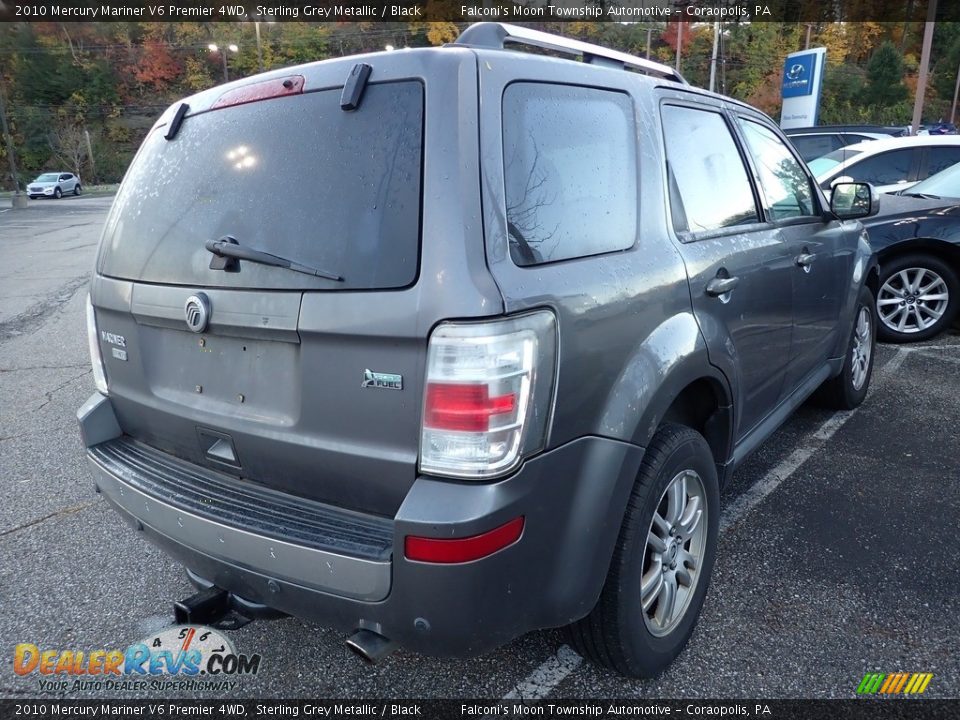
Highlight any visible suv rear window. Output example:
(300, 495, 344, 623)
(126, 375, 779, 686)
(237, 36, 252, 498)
(502, 83, 637, 266)
(99, 81, 423, 290)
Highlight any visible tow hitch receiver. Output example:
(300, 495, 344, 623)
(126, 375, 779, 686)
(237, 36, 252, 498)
(174, 586, 234, 626)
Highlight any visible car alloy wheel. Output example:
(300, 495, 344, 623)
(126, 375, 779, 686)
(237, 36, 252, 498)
(54, 187, 62, 199)
(877, 267, 949, 334)
(850, 306, 872, 391)
(641, 469, 707, 637)
(566, 424, 719, 677)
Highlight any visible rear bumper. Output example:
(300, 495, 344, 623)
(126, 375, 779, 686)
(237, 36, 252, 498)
(78, 393, 644, 657)
(88, 439, 392, 602)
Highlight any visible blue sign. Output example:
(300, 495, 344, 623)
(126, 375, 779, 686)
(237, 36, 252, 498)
(782, 54, 817, 98)
(781, 47, 826, 129)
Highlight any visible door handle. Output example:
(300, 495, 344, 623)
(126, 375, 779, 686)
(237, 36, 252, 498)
(796, 252, 817, 268)
(705, 276, 740, 297)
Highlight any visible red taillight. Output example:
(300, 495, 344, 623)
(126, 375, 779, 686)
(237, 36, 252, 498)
(419, 312, 557, 479)
(424, 383, 517, 432)
(404, 517, 525, 564)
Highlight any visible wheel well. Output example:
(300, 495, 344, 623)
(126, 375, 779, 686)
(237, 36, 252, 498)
(660, 378, 731, 472)
(877, 239, 960, 274)
(865, 265, 880, 297)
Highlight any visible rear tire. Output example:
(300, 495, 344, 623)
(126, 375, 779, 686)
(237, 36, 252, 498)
(817, 285, 876, 410)
(876, 254, 959, 343)
(566, 423, 719, 678)
(74, 184, 81, 196)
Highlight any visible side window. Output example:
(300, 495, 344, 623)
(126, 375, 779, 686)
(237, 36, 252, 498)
(925, 147, 960, 178)
(791, 134, 842, 162)
(502, 83, 636, 266)
(739, 119, 817, 220)
(846, 150, 914, 186)
(661, 105, 759, 233)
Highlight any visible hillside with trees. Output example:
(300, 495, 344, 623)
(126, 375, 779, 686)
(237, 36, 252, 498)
(2, 19, 959, 190)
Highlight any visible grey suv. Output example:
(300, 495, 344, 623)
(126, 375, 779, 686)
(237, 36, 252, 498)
(78, 23, 880, 678)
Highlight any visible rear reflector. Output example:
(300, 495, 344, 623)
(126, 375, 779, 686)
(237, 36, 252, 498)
(404, 517, 524, 564)
(211, 75, 305, 110)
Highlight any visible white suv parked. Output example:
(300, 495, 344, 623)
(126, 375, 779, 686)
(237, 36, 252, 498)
(27, 172, 82, 199)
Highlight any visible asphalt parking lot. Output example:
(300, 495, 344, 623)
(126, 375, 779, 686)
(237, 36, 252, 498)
(0, 196, 958, 700)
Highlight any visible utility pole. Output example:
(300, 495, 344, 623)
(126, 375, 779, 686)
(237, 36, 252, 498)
(675, 21, 683, 72)
(254, 21, 264, 72)
(646, 27, 652, 60)
(911, 0, 937, 136)
(951, 61, 960, 125)
(208, 43, 238, 83)
(805, 24, 812, 50)
(0, 72, 26, 208)
(709, 22, 720, 92)
(84, 127, 96, 184)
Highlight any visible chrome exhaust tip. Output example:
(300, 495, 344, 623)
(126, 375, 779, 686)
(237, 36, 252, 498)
(346, 629, 397, 664)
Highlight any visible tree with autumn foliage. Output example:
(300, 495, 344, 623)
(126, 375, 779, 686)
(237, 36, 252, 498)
(3, 18, 960, 191)
(134, 39, 183, 93)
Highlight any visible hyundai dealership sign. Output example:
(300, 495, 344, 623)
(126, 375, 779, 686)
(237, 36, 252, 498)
(780, 48, 827, 129)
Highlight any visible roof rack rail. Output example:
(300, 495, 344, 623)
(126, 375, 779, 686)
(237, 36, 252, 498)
(455, 22, 688, 85)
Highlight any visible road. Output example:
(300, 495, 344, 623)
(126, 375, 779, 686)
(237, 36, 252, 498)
(1, 196, 958, 699)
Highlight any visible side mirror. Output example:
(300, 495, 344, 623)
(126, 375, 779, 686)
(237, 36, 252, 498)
(830, 182, 879, 220)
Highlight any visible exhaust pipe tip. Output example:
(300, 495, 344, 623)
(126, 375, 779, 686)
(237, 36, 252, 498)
(346, 629, 396, 664)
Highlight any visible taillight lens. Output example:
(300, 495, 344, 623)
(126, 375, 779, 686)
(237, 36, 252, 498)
(85, 295, 108, 395)
(419, 310, 557, 479)
(424, 384, 517, 432)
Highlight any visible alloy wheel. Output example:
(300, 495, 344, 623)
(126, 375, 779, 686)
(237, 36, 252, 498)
(641, 469, 707, 637)
(851, 306, 872, 391)
(877, 267, 949, 334)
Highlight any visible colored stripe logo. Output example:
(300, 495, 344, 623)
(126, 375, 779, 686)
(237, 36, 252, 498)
(858, 672, 933, 695)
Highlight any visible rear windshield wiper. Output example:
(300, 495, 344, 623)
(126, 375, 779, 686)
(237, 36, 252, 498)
(205, 237, 343, 282)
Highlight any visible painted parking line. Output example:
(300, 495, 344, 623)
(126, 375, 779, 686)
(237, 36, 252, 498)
(719, 346, 908, 532)
(905, 343, 960, 364)
(482, 647, 581, 716)
(499, 645, 584, 701)
(500, 347, 913, 702)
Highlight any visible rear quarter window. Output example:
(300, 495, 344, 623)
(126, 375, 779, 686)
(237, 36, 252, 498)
(661, 105, 759, 233)
(502, 83, 637, 266)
